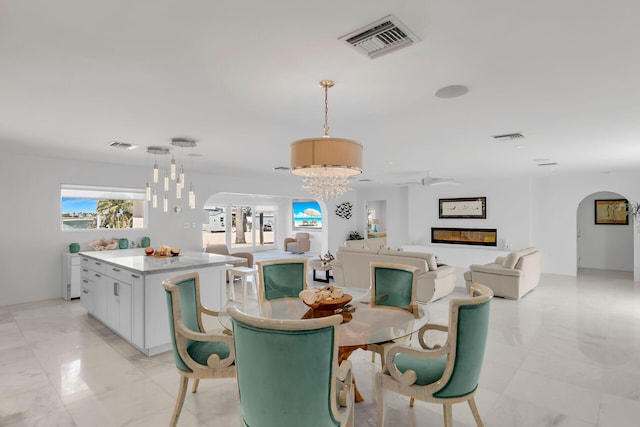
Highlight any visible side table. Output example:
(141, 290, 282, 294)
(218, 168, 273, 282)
(309, 259, 333, 283)
(226, 266, 257, 300)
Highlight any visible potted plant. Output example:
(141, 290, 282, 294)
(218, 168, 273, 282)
(347, 231, 363, 241)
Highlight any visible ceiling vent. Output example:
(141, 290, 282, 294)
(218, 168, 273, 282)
(108, 141, 139, 150)
(339, 15, 420, 59)
(492, 132, 524, 142)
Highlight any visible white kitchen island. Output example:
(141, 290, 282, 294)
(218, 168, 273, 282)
(78, 249, 243, 356)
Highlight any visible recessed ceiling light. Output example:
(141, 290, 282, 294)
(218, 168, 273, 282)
(435, 85, 469, 99)
(515, 144, 524, 149)
(187, 153, 202, 157)
(532, 158, 550, 163)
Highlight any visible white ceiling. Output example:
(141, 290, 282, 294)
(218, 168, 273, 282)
(2, 0, 640, 187)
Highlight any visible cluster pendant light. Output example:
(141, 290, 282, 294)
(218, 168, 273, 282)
(145, 138, 197, 212)
(290, 80, 363, 200)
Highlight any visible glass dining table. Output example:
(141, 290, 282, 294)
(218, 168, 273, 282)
(217, 287, 430, 402)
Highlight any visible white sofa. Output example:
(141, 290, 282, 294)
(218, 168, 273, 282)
(330, 238, 456, 303)
(464, 247, 541, 300)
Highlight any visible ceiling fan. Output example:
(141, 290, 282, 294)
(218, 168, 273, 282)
(399, 171, 461, 187)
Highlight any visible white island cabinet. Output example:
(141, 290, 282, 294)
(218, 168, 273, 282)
(79, 249, 243, 356)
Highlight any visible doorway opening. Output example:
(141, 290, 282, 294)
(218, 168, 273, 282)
(576, 191, 633, 274)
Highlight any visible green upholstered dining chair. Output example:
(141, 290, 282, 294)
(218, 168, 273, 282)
(367, 262, 420, 368)
(163, 272, 236, 427)
(256, 258, 309, 301)
(227, 306, 355, 427)
(375, 283, 494, 427)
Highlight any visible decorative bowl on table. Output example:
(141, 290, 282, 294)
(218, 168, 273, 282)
(145, 245, 180, 257)
(304, 294, 352, 311)
(300, 286, 352, 314)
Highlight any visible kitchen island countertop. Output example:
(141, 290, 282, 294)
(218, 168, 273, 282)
(78, 248, 244, 275)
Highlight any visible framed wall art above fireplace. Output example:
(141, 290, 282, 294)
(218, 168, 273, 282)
(439, 197, 486, 219)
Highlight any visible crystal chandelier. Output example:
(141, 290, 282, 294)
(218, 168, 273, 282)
(290, 80, 363, 200)
(145, 138, 197, 212)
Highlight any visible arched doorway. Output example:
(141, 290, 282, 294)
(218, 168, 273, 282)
(201, 192, 329, 254)
(576, 191, 633, 273)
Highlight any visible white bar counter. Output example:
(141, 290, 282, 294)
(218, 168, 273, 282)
(78, 249, 243, 355)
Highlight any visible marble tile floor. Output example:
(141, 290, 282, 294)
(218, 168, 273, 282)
(2, 268, 640, 426)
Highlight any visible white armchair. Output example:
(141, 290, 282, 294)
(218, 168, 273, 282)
(464, 247, 541, 300)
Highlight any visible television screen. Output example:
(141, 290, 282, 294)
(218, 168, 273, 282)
(292, 200, 322, 229)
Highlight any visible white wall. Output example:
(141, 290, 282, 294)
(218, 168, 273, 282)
(532, 171, 640, 276)
(406, 177, 532, 251)
(401, 171, 640, 277)
(577, 191, 633, 271)
(325, 194, 361, 255)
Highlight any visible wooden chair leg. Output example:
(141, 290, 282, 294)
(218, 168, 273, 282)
(170, 376, 189, 427)
(443, 403, 453, 427)
(468, 397, 484, 427)
(409, 397, 415, 407)
(371, 351, 376, 363)
(375, 374, 384, 427)
(191, 378, 200, 393)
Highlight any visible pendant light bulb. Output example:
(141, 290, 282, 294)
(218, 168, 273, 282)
(153, 161, 159, 183)
(176, 182, 182, 199)
(188, 183, 195, 209)
(152, 190, 158, 208)
(164, 170, 169, 192)
(163, 195, 168, 212)
(179, 166, 185, 189)
(145, 183, 151, 201)
(170, 156, 176, 180)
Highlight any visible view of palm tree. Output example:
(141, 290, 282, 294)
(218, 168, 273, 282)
(96, 199, 134, 228)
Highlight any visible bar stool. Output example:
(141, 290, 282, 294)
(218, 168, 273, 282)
(227, 266, 257, 300)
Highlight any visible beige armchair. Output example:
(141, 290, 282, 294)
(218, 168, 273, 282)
(464, 247, 541, 300)
(205, 244, 253, 282)
(284, 232, 311, 253)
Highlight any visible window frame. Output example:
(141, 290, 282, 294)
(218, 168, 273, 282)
(60, 184, 148, 231)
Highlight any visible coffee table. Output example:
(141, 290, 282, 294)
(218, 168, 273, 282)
(309, 259, 333, 283)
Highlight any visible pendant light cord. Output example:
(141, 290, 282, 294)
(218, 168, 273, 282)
(323, 83, 330, 137)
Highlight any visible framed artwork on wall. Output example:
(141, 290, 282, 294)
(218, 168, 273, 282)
(292, 200, 322, 230)
(594, 199, 628, 225)
(439, 197, 486, 219)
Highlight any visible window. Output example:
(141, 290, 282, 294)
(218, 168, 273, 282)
(202, 201, 278, 251)
(61, 184, 146, 231)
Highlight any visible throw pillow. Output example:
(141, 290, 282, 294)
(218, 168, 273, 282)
(502, 252, 519, 269)
(425, 254, 438, 271)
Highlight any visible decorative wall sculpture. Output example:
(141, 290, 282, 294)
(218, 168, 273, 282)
(335, 202, 353, 219)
